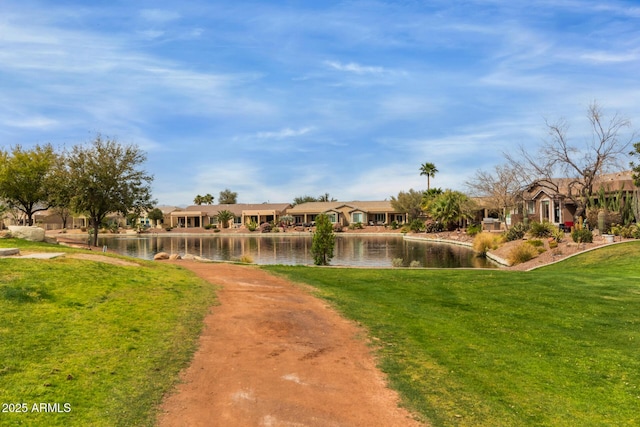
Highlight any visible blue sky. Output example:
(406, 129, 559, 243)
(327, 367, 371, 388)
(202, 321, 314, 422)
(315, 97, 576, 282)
(2, 1, 639, 206)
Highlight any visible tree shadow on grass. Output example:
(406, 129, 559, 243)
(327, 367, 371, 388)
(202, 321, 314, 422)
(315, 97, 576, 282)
(1, 285, 54, 303)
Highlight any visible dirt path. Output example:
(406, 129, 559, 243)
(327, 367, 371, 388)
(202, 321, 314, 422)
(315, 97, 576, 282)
(157, 262, 424, 427)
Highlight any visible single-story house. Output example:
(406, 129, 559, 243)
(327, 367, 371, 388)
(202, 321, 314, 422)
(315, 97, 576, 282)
(169, 203, 291, 228)
(511, 171, 636, 228)
(285, 201, 407, 226)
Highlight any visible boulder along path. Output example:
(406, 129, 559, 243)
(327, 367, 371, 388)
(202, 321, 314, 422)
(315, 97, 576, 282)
(157, 262, 424, 427)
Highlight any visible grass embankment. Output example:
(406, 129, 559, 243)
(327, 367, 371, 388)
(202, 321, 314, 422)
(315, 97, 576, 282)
(266, 242, 640, 427)
(0, 239, 216, 426)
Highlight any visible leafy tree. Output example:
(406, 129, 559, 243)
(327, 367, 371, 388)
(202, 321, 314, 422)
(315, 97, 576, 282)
(47, 154, 75, 229)
(293, 195, 318, 206)
(390, 189, 424, 220)
(218, 189, 237, 204)
(428, 190, 475, 230)
(419, 162, 438, 190)
(147, 208, 164, 227)
(216, 209, 235, 228)
(506, 101, 636, 220)
(311, 213, 335, 265)
(67, 135, 155, 246)
(0, 144, 57, 226)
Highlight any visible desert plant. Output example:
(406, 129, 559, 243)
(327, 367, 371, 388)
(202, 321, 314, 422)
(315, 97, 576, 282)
(526, 239, 544, 247)
(390, 220, 399, 230)
(572, 228, 593, 243)
(280, 215, 294, 226)
(424, 220, 444, 233)
(239, 254, 254, 263)
(391, 258, 404, 267)
(507, 243, 539, 265)
(586, 208, 622, 234)
(550, 229, 565, 243)
(260, 223, 272, 233)
(466, 223, 482, 237)
(246, 220, 258, 232)
(473, 232, 501, 255)
(504, 222, 528, 242)
(409, 219, 426, 233)
(529, 221, 555, 238)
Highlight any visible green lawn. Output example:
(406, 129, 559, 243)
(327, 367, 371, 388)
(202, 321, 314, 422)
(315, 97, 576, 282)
(265, 242, 640, 427)
(0, 239, 216, 426)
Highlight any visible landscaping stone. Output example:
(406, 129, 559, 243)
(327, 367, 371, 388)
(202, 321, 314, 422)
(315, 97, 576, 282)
(0, 248, 20, 256)
(7, 226, 46, 242)
(169, 254, 181, 260)
(20, 252, 66, 259)
(154, 252, 170, 260)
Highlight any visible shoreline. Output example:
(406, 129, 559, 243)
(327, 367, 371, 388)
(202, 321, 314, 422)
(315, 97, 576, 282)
(46, 228, 632, 271)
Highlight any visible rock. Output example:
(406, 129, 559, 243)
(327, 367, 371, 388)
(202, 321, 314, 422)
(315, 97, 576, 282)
(182, 254, 196, 260)
(0, 248, 20, 256)
(154, 252, 170, 260)
(7, 226, 46, 242)
(169, 254, 181, 260)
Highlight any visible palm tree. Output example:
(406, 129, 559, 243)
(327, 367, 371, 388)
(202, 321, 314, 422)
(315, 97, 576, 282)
(193, 194, 204, 205)
(216, 210, 235, 229)
(203, 193, 214, 205)
(428, 190, 474, 230)
(419, 162, 438, 190)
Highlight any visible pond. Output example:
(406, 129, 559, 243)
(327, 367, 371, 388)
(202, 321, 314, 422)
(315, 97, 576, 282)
(84, 234, 496, 268)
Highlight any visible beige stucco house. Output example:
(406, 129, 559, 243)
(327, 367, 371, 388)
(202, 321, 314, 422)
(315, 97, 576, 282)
(285, 201, 407, 226)
(511, 171, 636, 228)
(169, 203, 291, 228)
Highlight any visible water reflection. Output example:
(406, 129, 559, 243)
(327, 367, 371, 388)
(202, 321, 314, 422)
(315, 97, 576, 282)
(86, 235, 496, 268)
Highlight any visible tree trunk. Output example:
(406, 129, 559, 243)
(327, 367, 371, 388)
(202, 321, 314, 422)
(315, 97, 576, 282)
(90, 217, 100, 247)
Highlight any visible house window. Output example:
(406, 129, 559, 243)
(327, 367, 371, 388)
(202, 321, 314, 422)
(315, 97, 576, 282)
(541, 200, 550, 221)
(554, 201, 561, 224)
(352, 212, 363, 223)
(234, 216, 242, 225)
(374, 213, 386, 224)
(326, 213, 337, 223)
(527, 201, 535, 215)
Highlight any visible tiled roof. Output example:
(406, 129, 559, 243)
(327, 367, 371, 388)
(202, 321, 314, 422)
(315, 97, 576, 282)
(182, 203, 291, 216)
(525, 170, 636, 197)
(286, 200, 397, 214)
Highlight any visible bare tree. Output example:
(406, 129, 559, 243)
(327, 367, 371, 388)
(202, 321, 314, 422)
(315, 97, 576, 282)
(465, 163, 524, 226)
(506, 102, 636, 220)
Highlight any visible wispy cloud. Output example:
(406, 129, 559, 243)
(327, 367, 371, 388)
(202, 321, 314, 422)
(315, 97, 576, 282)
(324, 60, 389, 75)
(255, 127, 314, 139)
(2, 0, 640, 206)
